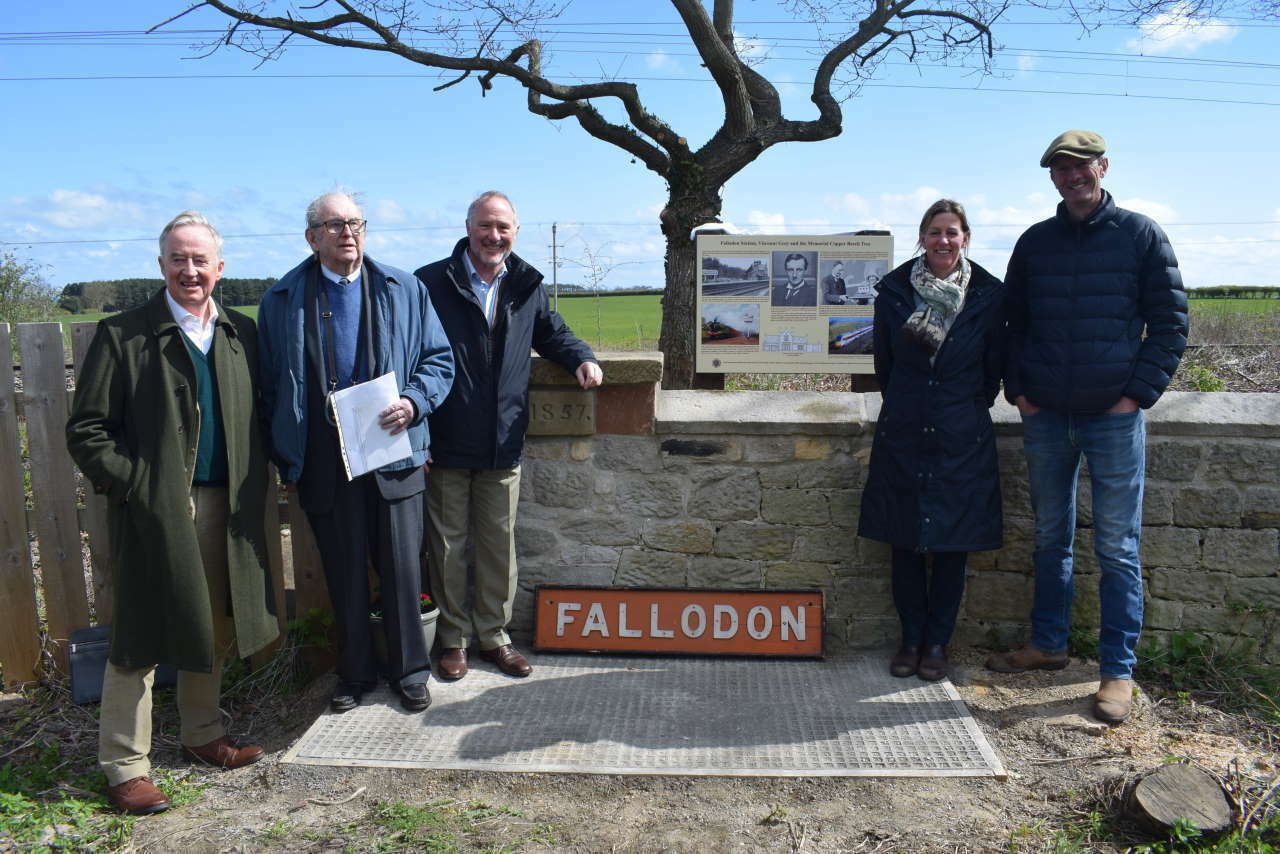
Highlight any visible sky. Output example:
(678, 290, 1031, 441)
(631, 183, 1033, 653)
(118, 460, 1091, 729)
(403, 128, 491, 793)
(3, 0, 1277, 295)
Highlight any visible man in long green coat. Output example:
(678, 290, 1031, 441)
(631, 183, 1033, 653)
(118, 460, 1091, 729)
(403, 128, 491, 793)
(67, 211, 279, 815)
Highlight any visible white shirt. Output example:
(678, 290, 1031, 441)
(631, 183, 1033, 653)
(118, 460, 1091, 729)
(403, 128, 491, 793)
(320, 265, 362, 287)
(164, 289, 219, 355)
(463, 250, 505, 327)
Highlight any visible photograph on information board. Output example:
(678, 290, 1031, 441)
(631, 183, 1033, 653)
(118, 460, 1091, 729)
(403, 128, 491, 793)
(696, 232, 893, 374)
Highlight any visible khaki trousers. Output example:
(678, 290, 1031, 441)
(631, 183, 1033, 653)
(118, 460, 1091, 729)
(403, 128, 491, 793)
(425, 465, 521, 650)
(99, 486, 237, 785)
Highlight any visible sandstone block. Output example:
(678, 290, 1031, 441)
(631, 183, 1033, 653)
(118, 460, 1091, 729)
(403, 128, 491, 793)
(742, 437, 797, 463)
(687, 556, 764, 587)
(794, 438, 833, 460)
(1143, 597, 1185, 631)
(1146, 440, 1202, 482)
(642, 520, 715, 554)
(1204, 442, 1280, 484)
(592, 435, 661, 472)
(615, 474, 686, 518)
(1202, 528, 1278, 575)
(659, 437, 743, 465)
(514, 523, 559, 558)
(1230, 576, 1280, 610)
(1141, 526, 1201, 568)
(558, 515, 641, 547)
(615, 549, 689, 586)
(965, 572, 1033, 622)
(523, 439, 566, 460)
(846, 616, 898, 649)
(797, 455, 864, 489)
(760, 489, 829, 526)
(1142, 485, 1175, 526)
(857, 536, 892, 569)
(1148, 567, 1226, 604)
(1174, 486, 1242, 528)
(1181, 603, 1251, 635)
(827, 489, 860, 528)
(832, 574, 893, 619)
(713, 523, 796, 560)
(763, 561, 834, 592)
(570, 440, 593, 462)
(557, 543, 622, 566)
(688, 470, 761, 521)
(795, 529, 859, 563)
(1242, 487, 1280, 529)
(529, 463, 594, 509)
(994, 516, 1036, 573)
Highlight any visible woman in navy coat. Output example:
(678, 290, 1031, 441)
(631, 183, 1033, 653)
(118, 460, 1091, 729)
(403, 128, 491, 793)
(858, 199, 1006, 681)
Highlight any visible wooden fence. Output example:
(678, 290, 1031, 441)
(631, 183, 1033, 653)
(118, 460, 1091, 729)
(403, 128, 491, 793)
(1, 320, 331, 689)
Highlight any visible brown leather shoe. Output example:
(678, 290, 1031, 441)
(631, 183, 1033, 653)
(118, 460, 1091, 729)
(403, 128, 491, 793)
(181, 735, 266, 769)
(106, 776, 170, 815)
(438, 647, 468, 681)
(889, 645, 920, 678)
(1092, 677, 1133, 724)
(917, 644, 949, 682)
(984, 646, 1068, 673)
(479, 643, 532, 677)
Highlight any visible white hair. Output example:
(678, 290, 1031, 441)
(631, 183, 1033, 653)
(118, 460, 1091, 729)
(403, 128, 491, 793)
(158, 210, 222, 258)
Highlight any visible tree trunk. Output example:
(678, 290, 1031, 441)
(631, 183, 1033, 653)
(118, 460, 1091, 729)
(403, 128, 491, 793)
(658, 171, 722, 390)
(1128, 764, 1232, 835)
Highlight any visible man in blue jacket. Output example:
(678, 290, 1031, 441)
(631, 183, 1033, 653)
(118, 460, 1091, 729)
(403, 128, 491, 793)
(987, 131, 1187, 724)
(259, 191, 454, 713)
(416, 191, 601, 681)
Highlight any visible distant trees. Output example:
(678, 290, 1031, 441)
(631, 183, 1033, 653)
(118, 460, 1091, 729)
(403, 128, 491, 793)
(58, 278, 278, 312)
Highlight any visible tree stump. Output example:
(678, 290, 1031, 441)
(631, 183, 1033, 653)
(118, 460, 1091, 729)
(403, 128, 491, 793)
(1129, 764, 1233, 834)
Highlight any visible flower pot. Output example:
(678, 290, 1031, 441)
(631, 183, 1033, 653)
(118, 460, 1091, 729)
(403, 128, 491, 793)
(369, 607, 438, 677)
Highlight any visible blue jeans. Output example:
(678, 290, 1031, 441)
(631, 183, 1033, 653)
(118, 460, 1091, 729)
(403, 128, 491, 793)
(1022, 409, 1146, 679)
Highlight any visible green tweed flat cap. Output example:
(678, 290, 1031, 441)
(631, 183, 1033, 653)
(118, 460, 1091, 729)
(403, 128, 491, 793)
(1040, 130, 1106, 167)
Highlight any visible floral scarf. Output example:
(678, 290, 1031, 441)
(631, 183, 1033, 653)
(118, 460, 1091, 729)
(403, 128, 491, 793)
(903, 255, 970, 358)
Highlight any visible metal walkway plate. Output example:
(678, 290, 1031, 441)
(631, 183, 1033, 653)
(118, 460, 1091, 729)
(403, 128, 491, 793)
(281, 654, 1005, 778)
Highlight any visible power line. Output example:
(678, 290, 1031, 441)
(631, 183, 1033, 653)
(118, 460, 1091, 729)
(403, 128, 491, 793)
(6, 220, 1276, 248)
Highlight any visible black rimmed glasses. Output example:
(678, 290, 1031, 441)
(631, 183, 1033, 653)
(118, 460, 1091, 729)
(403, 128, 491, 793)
(313, 218, 367, 235)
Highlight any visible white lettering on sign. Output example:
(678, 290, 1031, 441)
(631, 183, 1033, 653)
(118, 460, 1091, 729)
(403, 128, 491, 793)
(746, 605, 772, 640)
(712, 604, 738, 639)
(548, 599, 810, 644)
(781, 606, 805, 641)
(582, 602, 609, 637)
(650, 603, 675, 638)
(555, 602, 581, 637)
(618, 603, 642, 638)
(681, 604, 707, 638)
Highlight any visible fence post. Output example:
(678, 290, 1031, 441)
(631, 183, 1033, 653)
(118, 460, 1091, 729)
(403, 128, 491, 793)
(0, 324, 43, 687)
(70, 321, 113, 621)
(19, 322, 91, 673)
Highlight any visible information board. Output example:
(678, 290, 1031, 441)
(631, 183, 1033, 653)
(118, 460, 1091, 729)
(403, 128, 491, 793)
(695, 232, 893, 374)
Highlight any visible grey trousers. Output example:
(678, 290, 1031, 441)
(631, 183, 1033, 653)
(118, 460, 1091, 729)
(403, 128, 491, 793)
(425, 465, 521, 650)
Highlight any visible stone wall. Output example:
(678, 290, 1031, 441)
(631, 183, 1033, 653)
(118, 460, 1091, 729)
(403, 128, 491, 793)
(514, 356, 1280, 663)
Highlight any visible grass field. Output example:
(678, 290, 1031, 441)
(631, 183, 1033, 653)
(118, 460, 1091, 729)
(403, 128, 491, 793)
(49, 293, 1274, 351)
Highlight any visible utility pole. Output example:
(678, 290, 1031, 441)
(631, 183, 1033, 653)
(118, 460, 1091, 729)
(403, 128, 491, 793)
(550, 222, 559, 312)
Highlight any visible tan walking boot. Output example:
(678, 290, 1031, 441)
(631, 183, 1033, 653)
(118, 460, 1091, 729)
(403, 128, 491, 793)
(984, 646, 1069, 673)
(1092, 678, 1133, 723)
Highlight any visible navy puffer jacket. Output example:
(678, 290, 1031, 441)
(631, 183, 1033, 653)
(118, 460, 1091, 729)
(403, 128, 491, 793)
(858, 259, 1006, 553)
(1003, 191, 1187, 413)
(416, 239, 597, 470)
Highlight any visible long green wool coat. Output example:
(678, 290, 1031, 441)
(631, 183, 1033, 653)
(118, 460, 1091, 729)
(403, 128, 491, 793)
(66, 289, 279, 671)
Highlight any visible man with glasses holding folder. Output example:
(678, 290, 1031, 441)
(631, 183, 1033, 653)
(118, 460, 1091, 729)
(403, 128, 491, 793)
(258, 190, 453, 713)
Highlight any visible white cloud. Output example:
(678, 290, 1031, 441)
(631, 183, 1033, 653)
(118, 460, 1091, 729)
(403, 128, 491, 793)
(646, 50, 675, 70)
(40, 189, 144, 229)
(1117, 197, 1177, 223)
(373, 199, 409, 225)
(1127, 7, 1237, 55)
(746, 210, 787, 231)
(1016, 54, 1037, 74)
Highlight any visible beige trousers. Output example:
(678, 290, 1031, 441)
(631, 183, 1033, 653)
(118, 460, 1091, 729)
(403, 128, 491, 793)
(99, 486, 237, 785)
(425, 465, 521, 651)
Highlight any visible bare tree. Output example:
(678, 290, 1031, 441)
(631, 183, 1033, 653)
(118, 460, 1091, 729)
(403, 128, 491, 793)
(156, 0, 1172, 386)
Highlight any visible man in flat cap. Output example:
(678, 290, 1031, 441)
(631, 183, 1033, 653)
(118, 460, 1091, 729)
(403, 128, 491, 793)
(987, 131, 1188, 724)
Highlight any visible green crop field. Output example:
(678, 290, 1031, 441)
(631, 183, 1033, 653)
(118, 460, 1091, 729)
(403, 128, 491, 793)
(550, 294, 662, 350)
(1188, 297, 1280, 316)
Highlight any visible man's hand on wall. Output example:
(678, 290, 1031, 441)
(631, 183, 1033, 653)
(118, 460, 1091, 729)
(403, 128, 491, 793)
(577, 362, 604, 389)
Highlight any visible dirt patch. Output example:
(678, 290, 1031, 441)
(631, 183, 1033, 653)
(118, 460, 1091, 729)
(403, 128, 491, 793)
(65, 649, 1274, 853)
